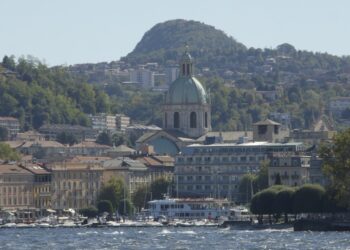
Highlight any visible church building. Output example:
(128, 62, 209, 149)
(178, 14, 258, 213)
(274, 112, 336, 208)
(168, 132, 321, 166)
(136, 49, 252, 155)
(136, 49, 211, 155)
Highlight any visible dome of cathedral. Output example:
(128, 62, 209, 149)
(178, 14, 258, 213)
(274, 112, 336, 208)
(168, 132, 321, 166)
(165, 76, 208, 105)
(165, 50, 208, 105)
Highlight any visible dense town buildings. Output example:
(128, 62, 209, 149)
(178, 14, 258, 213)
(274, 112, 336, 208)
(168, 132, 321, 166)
(0, 49, 332, 215)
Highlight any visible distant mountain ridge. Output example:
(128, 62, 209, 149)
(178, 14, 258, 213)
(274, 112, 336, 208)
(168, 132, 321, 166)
(132, 19, 245, 53)
(124, 19, 246, 65)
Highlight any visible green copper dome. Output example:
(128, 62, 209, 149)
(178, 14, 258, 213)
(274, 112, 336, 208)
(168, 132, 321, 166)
(166, 76, 208, 104)
(165, 49, 208, 105)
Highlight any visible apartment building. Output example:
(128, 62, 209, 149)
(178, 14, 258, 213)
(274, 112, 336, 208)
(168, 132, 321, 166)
(0, 164, 34, 209)
(175, 141, 303, 202)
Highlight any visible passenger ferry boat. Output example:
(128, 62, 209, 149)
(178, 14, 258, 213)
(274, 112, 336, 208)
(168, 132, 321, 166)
(148, 198, 231, 220)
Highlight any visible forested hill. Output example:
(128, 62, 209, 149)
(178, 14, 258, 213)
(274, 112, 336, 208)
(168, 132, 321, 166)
(124, 19, 246, 65)
(0, 56, 111, 130)
(123, 19, 350, 75)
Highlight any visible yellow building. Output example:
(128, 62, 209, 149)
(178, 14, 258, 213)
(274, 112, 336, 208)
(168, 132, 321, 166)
(20, 164, 52, 210)
(48, 157, 106, 210)
(0, 164, 34, 210)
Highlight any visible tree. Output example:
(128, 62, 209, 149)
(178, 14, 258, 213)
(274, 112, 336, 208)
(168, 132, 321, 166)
(274, 187, 295, 223)
(250, 188, 278, 224)
(238, 174, 257, 203)
(98, 185, 118, 211)
(99, 177, 129, 213)
(132, 185, 151, 211)
(320, 129, 350, 209)
(256, 160, 269, 191)
(293, 184, 325, 214)
(56, 132, 78, 146)
(150, 177, 171, 200)
(112, 133, 130, 147)
(0, 127, 8, 141)
(0, 142, 20, 161)
(2, 55, 16, 71)
(79, 206, 98, 218)
(118, 199, 133, 216)
(96, 132, 112, 146)
(98, 200, 113, 214)
(274, 173, 282, 185)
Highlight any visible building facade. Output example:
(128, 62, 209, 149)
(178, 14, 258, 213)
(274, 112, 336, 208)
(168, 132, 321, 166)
(21, 164, 52, 210)
(49, 159, 103, 210)
(268, 154, 311, 186)
(0, 116, 20, 140)
(102, 158, 151, 196)
(175, 142, 303, 202)
(39, 124, 98, 141)
(0, 164, 34, 210)
(130, 67, 155, 88)
(89, 113, 117, 133)
(115, 114, 130, 132)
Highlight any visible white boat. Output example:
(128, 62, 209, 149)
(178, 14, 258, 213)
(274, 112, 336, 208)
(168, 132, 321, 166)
(228, 206, 251, 221)
(148, 198, 231, 221)
(219, 206, 253, 228)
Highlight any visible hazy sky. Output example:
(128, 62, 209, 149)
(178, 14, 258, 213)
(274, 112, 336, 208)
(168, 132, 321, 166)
(1, 0, 349, 66)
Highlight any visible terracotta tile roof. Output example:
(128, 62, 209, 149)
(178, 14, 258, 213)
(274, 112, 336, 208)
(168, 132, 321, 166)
(21, 140, 65, 148)
(0, 164, 33, 175)
(69, 156, 111, 163)
(71, 141, 111, 148)
(20, 163, 50, 174)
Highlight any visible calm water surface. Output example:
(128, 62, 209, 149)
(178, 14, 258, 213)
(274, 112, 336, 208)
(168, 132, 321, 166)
(0, 227, 350, 250)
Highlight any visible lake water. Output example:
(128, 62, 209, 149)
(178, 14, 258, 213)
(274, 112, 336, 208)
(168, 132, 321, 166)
(0, 227, 350, 250)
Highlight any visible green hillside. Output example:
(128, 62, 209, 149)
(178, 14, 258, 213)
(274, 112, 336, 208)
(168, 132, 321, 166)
(124, 19, 246, 66)
(0, 56, 110, 130)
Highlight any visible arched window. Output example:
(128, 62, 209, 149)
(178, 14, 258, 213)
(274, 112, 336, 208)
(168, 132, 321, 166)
(205, 112, 208, 128)
(164, 113, 168, 128)
(174, 112, 180, 128)
(187, 64, 190, 76)
(182, 64, 186, 76)
(190, 112, 197, 128)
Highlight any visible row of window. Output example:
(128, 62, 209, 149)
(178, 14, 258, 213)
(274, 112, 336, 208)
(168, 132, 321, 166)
(177, 156, 266, 164)
(1, 186, 30, 194)
(177, 175, 240, 182)
(160, 204, 184, 210)
(54, 171, 101, 179)
(178, 184, 238, 191)
(164, 112, 208, 129)
(55, 181, 100, 190)
(0, 176, 31, 182)
(176, 165, 259, 173)
(1, 196, 30, 206)
(189, 146, 297, 154)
